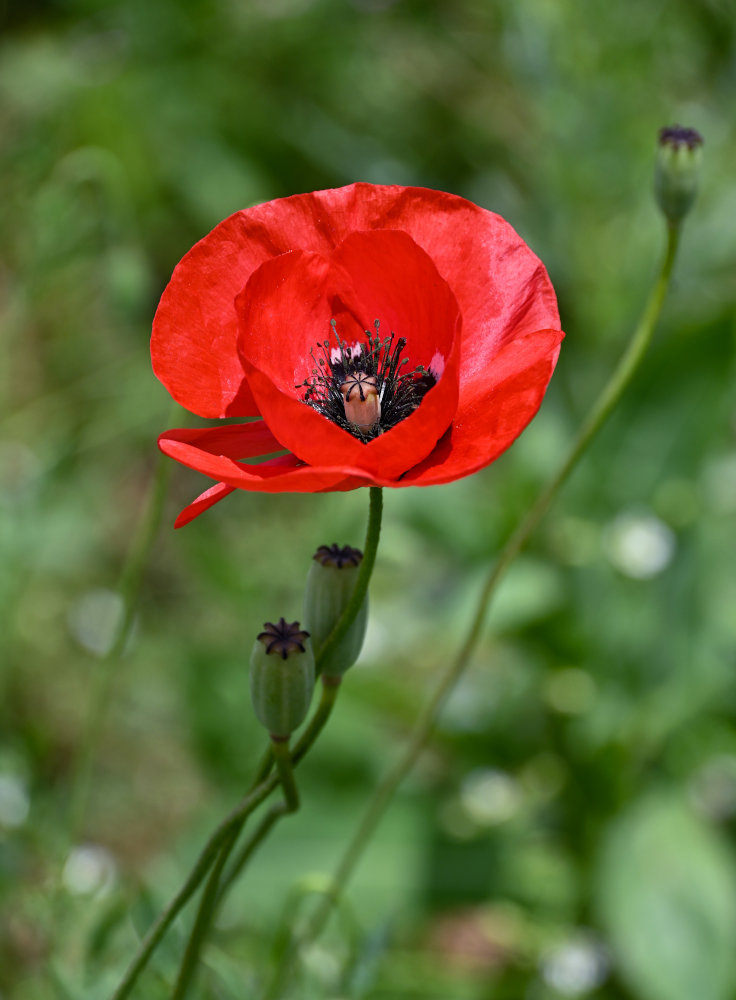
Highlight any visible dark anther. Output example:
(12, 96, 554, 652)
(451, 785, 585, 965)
(296, 318, 438, 442)
(257, 617, 310, 660)
(313, 543, 364, 569)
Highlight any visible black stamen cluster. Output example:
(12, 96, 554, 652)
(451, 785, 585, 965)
(296, 319, 437, 442)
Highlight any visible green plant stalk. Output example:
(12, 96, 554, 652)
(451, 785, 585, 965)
(316, 486, 382, 669)
(171, 739, 300, 999)
(111, 682, 340, 1000)
(238, 484, 382, 782)
(165, 493, 384, 996)
(111, 776, 277, 1000)
(264, 221, 682, 995)
(172, 486, 384, 959)
(219, 677, 341, 900)
(111, 481, 383, 999)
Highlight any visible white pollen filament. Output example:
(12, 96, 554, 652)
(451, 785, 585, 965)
(330, 342, 362, 365)
(429, 352, 445, 379)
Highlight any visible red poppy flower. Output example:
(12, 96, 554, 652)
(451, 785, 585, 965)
(152, 183, 563, 527)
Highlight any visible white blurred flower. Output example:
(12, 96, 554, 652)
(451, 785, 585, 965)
(460, 769, 522, 826)
(62, 844, 117, 897)
(541, 932, 609, 995)
(0, 774, 30, 828)
(67, 588, 125, 656)
(604, 510, 675, 579)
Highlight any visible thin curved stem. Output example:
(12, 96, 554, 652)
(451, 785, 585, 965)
(111, 776, 279, 1000)
(170, 683, 341, 999)
(268, 221, 683, 987)
(271, 739, 299, 813)
(111, 680, 341, 1000)
(216, 678, 340, 904)
(317, 486, 382, 670)
(111, 474, 382, 1000)
(197, 485, 383, 924)
(172, 739, 300, 999)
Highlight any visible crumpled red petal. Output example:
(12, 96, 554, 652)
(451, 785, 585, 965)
(158, 423, 367, 496)
(151, 184, 559, 422)
(386, 327, 564, 485)
(152, 184, 563, 520)
(236, 229, 462, 480)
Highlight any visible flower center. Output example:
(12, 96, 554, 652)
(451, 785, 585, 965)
(297, 319, 438, 442)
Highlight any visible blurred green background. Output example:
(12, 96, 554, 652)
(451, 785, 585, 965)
(1, 0, 735, 997)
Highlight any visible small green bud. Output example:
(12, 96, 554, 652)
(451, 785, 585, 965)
(654, 125, 704, 225)
(250, 618, 315, 739)
(303, 543, 368, 678)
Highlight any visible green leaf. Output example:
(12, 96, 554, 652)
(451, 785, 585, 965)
(595, 792, 736, 1000)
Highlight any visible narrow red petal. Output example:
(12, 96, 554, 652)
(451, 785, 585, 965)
(159, 421, 283, 460)
(175, 482, 236, 528)
(159, 428, 368, 494)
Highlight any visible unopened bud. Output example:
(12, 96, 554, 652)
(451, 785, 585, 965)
(340, 372, 381, 435)
(250, 618, 315, 739)
(655, 125, 703, 225)
(304, 544, 368, 678)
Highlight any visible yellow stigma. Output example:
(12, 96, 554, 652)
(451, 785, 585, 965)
(340, 372, 381, 435)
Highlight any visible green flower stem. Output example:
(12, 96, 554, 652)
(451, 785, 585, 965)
(111, 776, 278, 1000)
(271, 738, 299, 812)
(292, 675, 341, 765)
(170, 687, 336, 1000)
(217, 677, 341, 902)
(171, 741, 299, 999)
(112, 468, 380, 1000)
(110, 680, 341, 1000)
(268, 221, 683, 987)
(316, 486, 382, 670)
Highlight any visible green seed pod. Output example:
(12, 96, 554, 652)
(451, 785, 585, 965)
(654, 125, 704, 225)
(303, 543, 368, 678)
(250, 618, 315, 739)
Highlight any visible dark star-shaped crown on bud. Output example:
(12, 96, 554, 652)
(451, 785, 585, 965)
(257, 618, 310, 660)
(313, 543, 364, 569)
(658, 125, 703, 151)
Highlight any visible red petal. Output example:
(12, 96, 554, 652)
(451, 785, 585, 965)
(151, 214, 265, 419)
(175, 482, 235, 528)
(159, 426, 368, 494)
(152, 184, 559, 424)
(236, 229, 461, 480)
(159, 420, 283, 459)
(392, 328, 564, 485)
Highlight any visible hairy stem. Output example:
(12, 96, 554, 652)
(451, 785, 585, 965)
(111, 482, 382, 999)
(316, 486, 382, 670)
(111, 777, 278, 1000)
(219, 678, 340, 901)
(171, 739, 300, 999)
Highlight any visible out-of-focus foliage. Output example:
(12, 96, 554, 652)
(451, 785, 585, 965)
(1, 0, 735, 997)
